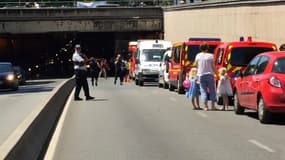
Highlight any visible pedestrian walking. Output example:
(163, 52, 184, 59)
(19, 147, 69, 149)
(194, 42, 218, 111)
(89, 57, 101, 86)
(72, 44, 94, 101)
(184, 67, 201, 110)
(217, 67, 233, 111)
(114, 54, 124, 85)
(99, 58, 109, 79)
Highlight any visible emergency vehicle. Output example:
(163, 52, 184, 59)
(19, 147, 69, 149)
(214, 36, 277, 105)
(158, 47, 172, 89)
(134, 40, 172, 86)
(168, 38, 221, 94)
(128, 41, 137, 79)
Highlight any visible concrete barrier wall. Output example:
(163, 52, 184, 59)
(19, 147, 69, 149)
(164, 1, 285, 47)
(4, 79, 75, 160)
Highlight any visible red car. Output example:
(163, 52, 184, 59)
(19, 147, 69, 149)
(234, 51, 285, 123)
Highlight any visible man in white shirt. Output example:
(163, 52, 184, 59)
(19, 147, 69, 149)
(72, 44, 94, 101)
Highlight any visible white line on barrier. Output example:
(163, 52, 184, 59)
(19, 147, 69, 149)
(248, 139, 275, 153)
(44, 89, 74, 160)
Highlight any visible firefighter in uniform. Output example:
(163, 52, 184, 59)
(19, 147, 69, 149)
(72, 44, 94, 101)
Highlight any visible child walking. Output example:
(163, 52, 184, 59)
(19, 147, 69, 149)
(185, 68, 201, 110)
(217, 67, 233, 111)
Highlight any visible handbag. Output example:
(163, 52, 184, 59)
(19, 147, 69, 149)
(183, 80, 191, 89)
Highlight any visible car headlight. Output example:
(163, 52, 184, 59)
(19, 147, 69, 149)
(6, 74, 15, 81)
(142, 69, 150, 73)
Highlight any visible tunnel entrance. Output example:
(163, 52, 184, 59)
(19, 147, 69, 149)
(0, 31, 162, 79)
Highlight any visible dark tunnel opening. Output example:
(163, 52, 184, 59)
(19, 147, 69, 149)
(0, 31, 161, 79)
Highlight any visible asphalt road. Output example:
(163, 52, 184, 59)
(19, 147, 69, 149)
(47, 78, 285, 160)
(0, 79, 66, 146)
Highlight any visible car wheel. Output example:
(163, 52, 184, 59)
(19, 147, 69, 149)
(163, 82, 168, 89)
(178, 71, 185, 94)
(139, 80, 144, 86)
(177, 84, 185, 94)
(169, 82, 174, 91)
(234, 92, 244, 114)
(258, 96, 271, 124)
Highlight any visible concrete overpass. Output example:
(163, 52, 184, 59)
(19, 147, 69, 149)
(0, 7, 163, 34)
(1, 1, 285, 159)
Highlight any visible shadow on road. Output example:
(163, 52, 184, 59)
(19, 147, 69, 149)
(244, 111, 285, 125)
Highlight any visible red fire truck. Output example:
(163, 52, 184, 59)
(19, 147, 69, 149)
(128, 41, 137, 79)
(168, 38, 222, 94)
(214, 36, 277, 105)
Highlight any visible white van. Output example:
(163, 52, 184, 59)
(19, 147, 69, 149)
(158, 47, 172, 89)
(134, 40, 172, 86)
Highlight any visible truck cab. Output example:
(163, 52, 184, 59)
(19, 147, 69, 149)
(214, 36, 277, 105)
(168, 38, 221, 94)
(134, 40, 172, 86)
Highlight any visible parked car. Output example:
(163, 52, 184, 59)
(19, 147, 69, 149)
(234, 51, 285, 123)
(13, 66, 27, 85)
(0, 62, 19, 90)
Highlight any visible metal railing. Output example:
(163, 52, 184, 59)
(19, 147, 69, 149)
(0, 0, 244, 9)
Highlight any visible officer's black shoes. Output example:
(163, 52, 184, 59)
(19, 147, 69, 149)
(74, 97, 83, 101)
(86, 96, 95, 100)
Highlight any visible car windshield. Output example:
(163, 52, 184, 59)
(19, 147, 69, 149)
(141, 49, 165, 62)
(230, 47, 274, 66)
(187, 45, 218, 61)
(272, 57, 285, 74)
(0, 64, 12, 73)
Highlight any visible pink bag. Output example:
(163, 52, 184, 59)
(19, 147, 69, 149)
(183, 80, 191, 89)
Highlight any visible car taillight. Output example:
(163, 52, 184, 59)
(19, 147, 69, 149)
(269, 76, 281, 88)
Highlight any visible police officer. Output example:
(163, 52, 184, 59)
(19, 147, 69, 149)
(72, 44, 94, 101)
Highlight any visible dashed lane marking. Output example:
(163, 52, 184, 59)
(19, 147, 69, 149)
(197, 112, 208, 118)
(248, 139, 275, 153)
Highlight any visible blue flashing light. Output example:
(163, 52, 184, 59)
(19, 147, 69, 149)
(239, 36, 244, 41)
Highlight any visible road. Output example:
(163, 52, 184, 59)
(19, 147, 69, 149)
(47, 78, 285, 160)
(0, 79, 66, 149)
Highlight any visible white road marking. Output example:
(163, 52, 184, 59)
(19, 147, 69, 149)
(44, 89, 74, 160)
(197, 112, 208, 118)
(169, 97, 177, 102)
(248, 139, 275, 153)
